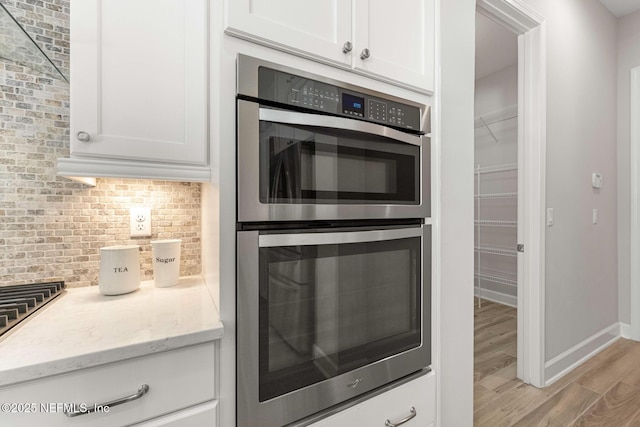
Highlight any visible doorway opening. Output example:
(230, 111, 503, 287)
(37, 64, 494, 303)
(473, 9, 519, 403)
(474, 0, 546, 396)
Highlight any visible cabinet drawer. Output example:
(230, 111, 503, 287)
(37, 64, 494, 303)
(310, 371, 435, 427)
(0, 342, 215, 427)
(131, 400, 217, 427)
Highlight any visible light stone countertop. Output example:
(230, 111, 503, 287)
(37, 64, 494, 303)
(0, 276, 223, 387)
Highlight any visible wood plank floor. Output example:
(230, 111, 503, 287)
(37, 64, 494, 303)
(474, 299, 640, 426)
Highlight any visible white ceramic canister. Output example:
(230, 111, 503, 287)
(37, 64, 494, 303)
(98, 245, 141, 295)
(150, 239, 182, 288)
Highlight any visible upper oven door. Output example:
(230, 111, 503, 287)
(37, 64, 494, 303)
(237, 100, 430, 223)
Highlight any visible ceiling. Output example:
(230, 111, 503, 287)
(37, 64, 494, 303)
(599, 0, 640, 17)
(475, 13, 517, 81)
(475, 0, 640, 80)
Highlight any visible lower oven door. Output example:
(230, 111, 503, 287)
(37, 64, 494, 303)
(237, 224, 431, 427)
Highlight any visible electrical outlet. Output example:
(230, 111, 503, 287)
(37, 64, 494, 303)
(130, 207, 151, 237)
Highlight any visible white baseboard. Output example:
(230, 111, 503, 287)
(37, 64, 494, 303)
(620, 322, 632, 339)
(544, 323, 620, 385)
(474, 287, 517, 308)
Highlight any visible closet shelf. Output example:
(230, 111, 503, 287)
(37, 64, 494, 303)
(475, 273, 517, 287)
(474, 220, 517, 227)
(474, 114, 517, 130)
(475, 192, 517, 200)
(474, 104, 518, 128)
(474, 246, 517, 257)
(475, 163, 518, 175)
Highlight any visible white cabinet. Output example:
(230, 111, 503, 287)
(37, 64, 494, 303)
(131, 400, 217, 426)
(59, 0, 210, 182)
(310, 372, 436, 427)
(0, 343, 217, 426)
(224, 0, 434, 93)
(352, 0, 434, 92)
(225, 0, 352, 66)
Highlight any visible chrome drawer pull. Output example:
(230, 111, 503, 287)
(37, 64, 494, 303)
(64, 384, 150, 417)
(385, 407, 417, 427)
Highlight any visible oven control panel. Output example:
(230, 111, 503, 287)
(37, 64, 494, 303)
(257, 67, 422, 132)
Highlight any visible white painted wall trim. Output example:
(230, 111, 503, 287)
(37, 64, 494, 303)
(544, 323, 620, 385)
(520, 21, 547, 389)
(474, 287, 517, 308)
(630, 65, 640, 342)
(57, 157, 211, 182)
(476, 0, 544, 35)
(620, 322, 632, 339)
(477, 0, 547, 388)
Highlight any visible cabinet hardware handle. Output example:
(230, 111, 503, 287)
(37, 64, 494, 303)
(63, 384, 150, 417)
(360, 48, 371, 60)
(385, 407, 417, 427)
(76, 131, 91, 142)
(342, 41, 353, 53)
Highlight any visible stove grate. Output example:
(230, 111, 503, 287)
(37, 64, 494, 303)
(0, 281, 65, 338)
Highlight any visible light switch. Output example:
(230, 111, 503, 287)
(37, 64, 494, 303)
(592, 173, 603, 189)
(547, 208, 554, 226)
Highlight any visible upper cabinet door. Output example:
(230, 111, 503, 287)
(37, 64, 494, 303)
(70, 0, 208, 165)
(225, 0, 352, 66)
(353, 0, 434, 92)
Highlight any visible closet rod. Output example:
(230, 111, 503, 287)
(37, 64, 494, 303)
(474, 220, 517, 227)
(474, 246, 518, 257)
(474, 192, 517, 200)
(475, 163, 518, 174)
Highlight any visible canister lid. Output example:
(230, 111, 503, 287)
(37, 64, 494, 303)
(100, 245, 140, 251)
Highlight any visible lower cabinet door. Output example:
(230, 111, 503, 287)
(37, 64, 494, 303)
(310, 372, 435, 427)
(0, 343, 215, 426)
(130, 400, 217, 427)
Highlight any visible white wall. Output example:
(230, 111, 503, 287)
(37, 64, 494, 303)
(617, 9, 640, 326)
(475, 64, 518, 167)
(438, 0, 475, 425)
(523, 0, 618, 365)
(475, 64, 518, 115)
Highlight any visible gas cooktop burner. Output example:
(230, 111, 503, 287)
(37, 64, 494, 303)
(0, 281, 66, 338)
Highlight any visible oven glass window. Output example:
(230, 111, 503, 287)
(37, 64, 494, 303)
(258, 236, 421, 402)
(259, 121, 420, 204)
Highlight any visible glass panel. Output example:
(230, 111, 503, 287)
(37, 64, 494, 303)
(259, 121, 419, 204)
(300, 149, 397, 194)
(0, 3, 69, 82)
(259, 236, 421, 402)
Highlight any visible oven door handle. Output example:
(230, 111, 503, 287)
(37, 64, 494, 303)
(258, 227, 422, 248)
(259, 108, 422, 146)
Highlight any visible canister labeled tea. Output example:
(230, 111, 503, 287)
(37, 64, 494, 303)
(98, 245, 141, 295)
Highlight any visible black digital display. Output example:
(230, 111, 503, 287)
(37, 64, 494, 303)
(342, 93, 365, 117)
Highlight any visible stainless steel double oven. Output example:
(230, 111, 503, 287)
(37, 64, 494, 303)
(236, 55, 431, 427)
